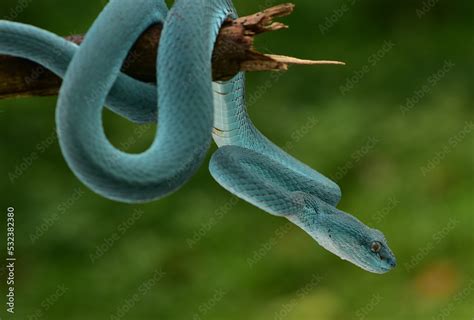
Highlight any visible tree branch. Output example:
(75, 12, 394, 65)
(0, 3, 344, 100)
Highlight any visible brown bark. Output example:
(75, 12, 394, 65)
(0, 3, 344, 100)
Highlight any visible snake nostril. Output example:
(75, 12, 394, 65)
(388, 258, 396, 268)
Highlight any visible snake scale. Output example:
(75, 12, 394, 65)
(0, 0, 396, 273)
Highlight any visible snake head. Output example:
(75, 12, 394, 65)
(290, 195, 396, 274)
(337, 224, 397, 274)
(317, 209, 396, 274)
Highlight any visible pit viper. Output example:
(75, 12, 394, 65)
(0, 0, 396, 273)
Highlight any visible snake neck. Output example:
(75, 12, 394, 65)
(286, 198, 332, 239)
(286, 197, 369, 255)
(212, 73, 255, 147)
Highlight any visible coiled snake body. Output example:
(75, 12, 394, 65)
(0, 0, 396, 273)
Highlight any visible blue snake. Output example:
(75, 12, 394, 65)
(0, 0, 396, 273)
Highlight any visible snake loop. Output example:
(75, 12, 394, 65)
(57, 0, 236, 203)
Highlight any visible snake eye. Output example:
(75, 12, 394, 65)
(370, 241, 382, 253)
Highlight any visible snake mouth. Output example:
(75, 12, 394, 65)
(371, 259, 396, 274)
(379, 265, 395, 273)
(364, 264, 393, 274)
(356, 253, 396, 274)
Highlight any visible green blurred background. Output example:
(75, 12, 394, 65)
(0, 0, 473, 319)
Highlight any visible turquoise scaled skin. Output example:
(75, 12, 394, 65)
(0, 0, 396, 273)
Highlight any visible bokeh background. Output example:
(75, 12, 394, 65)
(0, 0, 473, 319)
